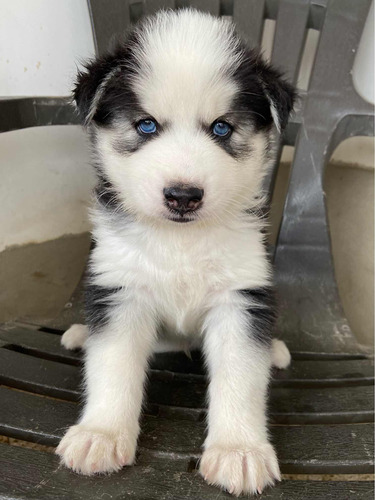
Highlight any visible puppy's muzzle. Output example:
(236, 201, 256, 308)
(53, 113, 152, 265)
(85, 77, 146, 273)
(163, 186, 204, 217)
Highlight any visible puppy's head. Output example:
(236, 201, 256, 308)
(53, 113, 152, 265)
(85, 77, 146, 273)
(74, 9, 295, 225)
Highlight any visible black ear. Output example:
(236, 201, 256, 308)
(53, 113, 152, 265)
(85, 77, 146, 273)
(73, 51, 123, 125)
(256, 59, 296, 132)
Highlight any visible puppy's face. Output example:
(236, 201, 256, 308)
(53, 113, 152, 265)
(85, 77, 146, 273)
(75, 10, 294, 225)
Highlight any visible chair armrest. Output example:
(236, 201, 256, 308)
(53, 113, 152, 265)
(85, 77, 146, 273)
(0, 97, 80, 132)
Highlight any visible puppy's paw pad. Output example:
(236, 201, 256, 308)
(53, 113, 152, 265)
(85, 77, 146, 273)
(200, 442, 280, 496)
(55, 425, 135, 475)
(61, 324, 88, 350)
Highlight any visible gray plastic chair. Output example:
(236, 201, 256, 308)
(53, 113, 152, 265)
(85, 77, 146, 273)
(0, 1, 374, 498)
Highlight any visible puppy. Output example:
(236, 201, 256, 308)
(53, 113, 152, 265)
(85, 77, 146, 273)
(56, 9, 294, 496)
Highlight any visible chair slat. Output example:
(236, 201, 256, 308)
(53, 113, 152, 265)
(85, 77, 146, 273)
(0, 98, 78, 133)
(2, 444, 374, 500)
(144, 0, 175, 15)
(1, 349, 373, 424)
(189, 0, 220, 15)
(1, 387, 373, 473)
(88, 0, 132, 55)
(0, 327, 374, 387)
(270, 0, 310, 84)
(233, 0, 266, 48)
(0, 327, 81, 365)
(1, 328, 373, 385)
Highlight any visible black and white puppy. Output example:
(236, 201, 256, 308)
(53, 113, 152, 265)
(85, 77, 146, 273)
(56, 9, 294, 496)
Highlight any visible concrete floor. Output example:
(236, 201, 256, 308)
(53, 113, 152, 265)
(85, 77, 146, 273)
(0, 162, 373, 347)
(0, 232, 90, 325)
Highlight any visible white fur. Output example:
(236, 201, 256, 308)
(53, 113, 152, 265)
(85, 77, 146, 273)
(200, 443, 280, 496)
(57, 9, 288, 496)
(271, 339, 291, 369)
(266, 93, 281, 134)
(60, 324, 88, 350)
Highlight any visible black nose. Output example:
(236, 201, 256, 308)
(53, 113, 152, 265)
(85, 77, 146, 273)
(163, 186, 204, 215)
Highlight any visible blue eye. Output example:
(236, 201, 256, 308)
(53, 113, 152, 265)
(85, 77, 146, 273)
(212, 121, 232, 137)
(137, 119, 157, 134)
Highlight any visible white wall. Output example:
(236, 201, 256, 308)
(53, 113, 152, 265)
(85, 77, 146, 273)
(1, 1, 373, 101)
(0, 0, 374, 251)
(0, 0, 95, 96)
(0, 126, 95, 252)
(353, 1, 374, 104)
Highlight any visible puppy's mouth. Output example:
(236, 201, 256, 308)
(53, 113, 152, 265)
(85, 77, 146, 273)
(165, 214, 197, 223)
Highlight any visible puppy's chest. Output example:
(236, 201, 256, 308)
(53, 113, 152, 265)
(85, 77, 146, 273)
(93, 222, 268, 334)
(137, 245, 221, 309)
(151, 256, 218, 335)
(96, 238, 224, 324)
(107, 238, 223, 334)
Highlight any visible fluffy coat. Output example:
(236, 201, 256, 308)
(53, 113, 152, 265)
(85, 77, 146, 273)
(56, 9, 294, 496)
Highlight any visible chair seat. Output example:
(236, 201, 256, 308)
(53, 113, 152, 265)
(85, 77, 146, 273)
(0, 323, 373, 498)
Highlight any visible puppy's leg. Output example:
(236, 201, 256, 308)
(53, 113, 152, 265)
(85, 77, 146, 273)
(200, 291, 280, 496)
(271, 339, 291, 369)
(56, 298, 156, 475)
(61, 324, 88, 350)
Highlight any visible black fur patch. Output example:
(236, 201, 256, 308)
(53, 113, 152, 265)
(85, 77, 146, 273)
(232, 45, 296, 133)
(201, 119, 253, 160)
(73, 30, 144, 127)
(85, 281, 122, 334)
(202, 44, 295, 159)
(94, 176, 124, 212)
(239, 287, 276, 346)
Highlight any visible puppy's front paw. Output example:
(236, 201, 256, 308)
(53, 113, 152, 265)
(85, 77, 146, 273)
(55, 425, 136, 475)
(200, 442, 280, 496)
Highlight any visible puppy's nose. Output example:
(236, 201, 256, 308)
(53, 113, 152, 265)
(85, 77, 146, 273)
(163, 186, 204, 214)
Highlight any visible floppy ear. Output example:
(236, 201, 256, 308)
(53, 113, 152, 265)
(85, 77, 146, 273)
(73, 52, 122, 126)
(256, 60, 296, 133)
